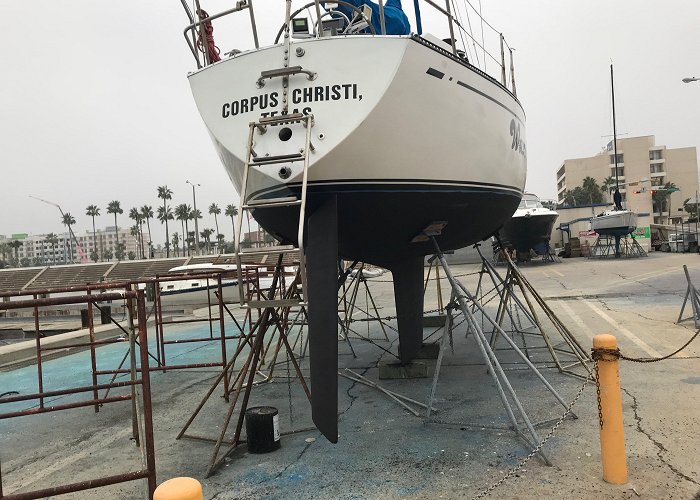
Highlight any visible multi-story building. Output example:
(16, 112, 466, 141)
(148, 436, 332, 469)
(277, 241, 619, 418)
(556, 135, 699, 225)
(2, 227, 143, 266)
(553, 136, 698, 252)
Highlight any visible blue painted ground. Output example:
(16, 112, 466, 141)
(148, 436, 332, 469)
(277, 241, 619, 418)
(0, 319, 245, 416)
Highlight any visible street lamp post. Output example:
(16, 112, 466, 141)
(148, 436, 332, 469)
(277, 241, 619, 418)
(186, 180, 201, 254)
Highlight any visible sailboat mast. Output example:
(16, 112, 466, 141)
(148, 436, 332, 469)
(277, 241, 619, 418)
(611, 64, 619, 189)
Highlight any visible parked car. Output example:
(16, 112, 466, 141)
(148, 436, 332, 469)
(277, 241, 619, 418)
(668, 232, 698, 253)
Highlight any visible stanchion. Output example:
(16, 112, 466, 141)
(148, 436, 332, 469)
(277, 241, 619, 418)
(592, 334, 627, 485)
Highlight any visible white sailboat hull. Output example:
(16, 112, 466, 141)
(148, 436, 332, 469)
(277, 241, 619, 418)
(189, 35, 527, 264)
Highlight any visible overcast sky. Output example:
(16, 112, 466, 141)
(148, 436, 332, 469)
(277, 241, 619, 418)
(1, 1, 699, 243)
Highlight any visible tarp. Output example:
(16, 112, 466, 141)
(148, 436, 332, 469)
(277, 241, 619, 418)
(336, 0, 411, 35)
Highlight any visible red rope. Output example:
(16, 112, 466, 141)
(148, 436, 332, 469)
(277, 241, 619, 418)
(196, 9, 221, 63)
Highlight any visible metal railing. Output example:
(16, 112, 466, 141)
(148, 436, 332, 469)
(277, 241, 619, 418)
(0, 290, 156, 500)
(178, 0, 518, 96)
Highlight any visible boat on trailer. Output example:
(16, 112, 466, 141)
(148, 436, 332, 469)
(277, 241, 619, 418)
(180, 0, 526, 442)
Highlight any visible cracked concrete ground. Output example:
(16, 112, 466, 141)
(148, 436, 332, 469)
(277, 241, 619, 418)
(1, 251, 699, 499)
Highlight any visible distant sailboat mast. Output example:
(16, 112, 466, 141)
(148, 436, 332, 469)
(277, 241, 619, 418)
(610, 63, 621, 210)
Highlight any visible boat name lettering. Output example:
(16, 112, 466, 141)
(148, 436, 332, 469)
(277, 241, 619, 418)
(509, 119, 526, 157)
(221, 84, 362, 119)
(291, 84, 362, 104)
(260, 107, 313, 121)
(222, 92, 280, 118)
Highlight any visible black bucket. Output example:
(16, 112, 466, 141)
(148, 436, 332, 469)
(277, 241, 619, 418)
(100, 305, 111, 325)
(245, 406, 280, 453)
(80, 309, 89, 328)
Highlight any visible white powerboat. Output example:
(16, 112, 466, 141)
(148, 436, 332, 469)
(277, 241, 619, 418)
(499, 193, 558, 258)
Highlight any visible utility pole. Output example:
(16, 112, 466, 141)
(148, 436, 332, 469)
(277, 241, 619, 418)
(186, 180, 201, 255)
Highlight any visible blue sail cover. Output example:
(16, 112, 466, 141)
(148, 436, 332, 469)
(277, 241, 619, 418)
(336, 0, 411, 35)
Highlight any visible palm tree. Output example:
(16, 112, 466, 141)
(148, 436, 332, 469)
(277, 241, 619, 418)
(61, 213, 76, 263)
(217, 233, 225, 253)
(141, 205, 154, 258)
(200, 228, 215, 254)
(209, 203, 221, 238)
(107, 200, 123, 258)
(171, 232, 180, 257)
(224, 204, 238, 242)
(601, 176, 616, 202)
(128, 207, 145, 259)
(157, 205, 174, 257)
(8, 240, 23, 266)
(0, 242, 9, 262)
(157, 185, 174, 257)
(174, 204, 192, 256)
(190, 209, 203, 255)
(85, 204, 100, 262)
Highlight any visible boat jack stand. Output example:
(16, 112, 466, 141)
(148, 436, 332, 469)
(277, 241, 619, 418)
(418, 224, 574, 465)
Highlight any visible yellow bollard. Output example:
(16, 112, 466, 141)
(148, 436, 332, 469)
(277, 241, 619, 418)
(593, 334, 628, 485)
(153, 477, 203, 500)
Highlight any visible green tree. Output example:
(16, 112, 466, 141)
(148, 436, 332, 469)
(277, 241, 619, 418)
(157, 185, 174, 257)
(8, 240, 23, 266)
(224, 204, 238, 242)
(190, 209, 203, 255)
(216, 233, 225, 252)
(157, 205, 174, 257)
(141, 205, 154, 258)
(200, 228, 215, 254)
(560, 178, 603, 207)
(85, 204, 101, 262)
(171, 232, 180, 257)
(175, 204, 192, 256)
(209, 203, 221, 241)
(0, 242, 9, 261)
(20, 257, 31, 267)
(107, 200, 123, 257)
(61, 213, 76, 264)
(129, 207, 145, 259)
(103, 247, 114, 260)
(581, 176, 603, 204)
(683, 197, 700, 222)
(115, 242, 126, 261)
(601, 176, 616, 201)
(653, 182, 679, 223)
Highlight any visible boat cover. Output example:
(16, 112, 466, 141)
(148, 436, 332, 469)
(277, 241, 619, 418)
(335, 0, 411, 35)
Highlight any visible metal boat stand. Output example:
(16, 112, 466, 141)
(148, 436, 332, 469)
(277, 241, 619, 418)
(474, 239, 591, 379)
(175, 259, 312, 478)
(417, 224, 578, 465)
(588, 234, 647, 258)
(677, 264, 700, 328)
(338, 262, 392, 345)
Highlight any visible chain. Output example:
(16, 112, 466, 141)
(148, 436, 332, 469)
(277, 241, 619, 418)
(472, 367, 594, 500)
(619, 329, 700, 363)
(594, 359, 603, 428)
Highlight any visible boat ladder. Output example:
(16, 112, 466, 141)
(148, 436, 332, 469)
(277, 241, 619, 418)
(234, 112, 313, 309)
